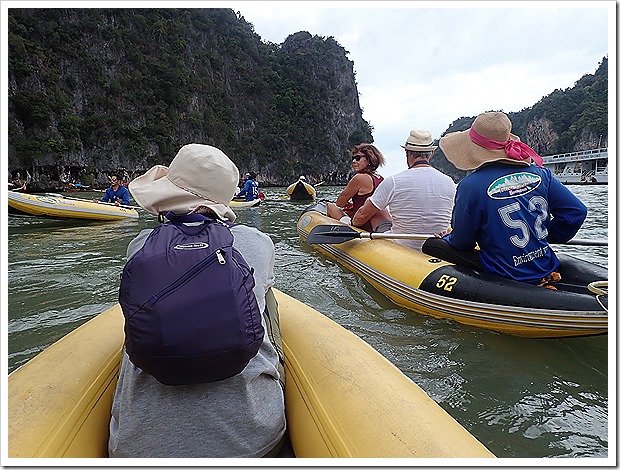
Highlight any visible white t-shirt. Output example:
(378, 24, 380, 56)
(369, 167, 456, 250)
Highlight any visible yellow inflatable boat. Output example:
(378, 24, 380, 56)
(7, 191, 139, 221)
(230, 197, 262, 208)
(286, 178, 316, 201)
(7, 289, 493, 459)
(297, 203, 608, 338)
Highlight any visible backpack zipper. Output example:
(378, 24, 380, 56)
(145, 248, 227, 306)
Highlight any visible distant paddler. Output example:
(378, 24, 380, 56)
(286, 175, 316, 201)
(235, 171, 260, 202)
(95, 173, 131, 206)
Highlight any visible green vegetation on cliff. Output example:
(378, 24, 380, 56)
(8, 8, 607, 188)
(432, 57, 608, 182)
(8, 8, 372, 186)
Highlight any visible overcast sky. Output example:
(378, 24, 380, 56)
(231, 1, 613, 176)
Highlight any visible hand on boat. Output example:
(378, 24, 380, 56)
(434, 227, 453, 238)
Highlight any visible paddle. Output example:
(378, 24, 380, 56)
(306, 224, 608, 246)
(45, 193, 144, 211)
(306, 225, 432, 244)
(563, 238, 608, 246)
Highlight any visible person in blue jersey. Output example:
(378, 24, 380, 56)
(422, 111, 587, 285)
(237, 171, 260, 201)
(99, 173, 131, 206)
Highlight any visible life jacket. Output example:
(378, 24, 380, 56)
(119, 213, 264, 385)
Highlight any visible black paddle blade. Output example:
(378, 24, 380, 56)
(306, 224, 362, 244)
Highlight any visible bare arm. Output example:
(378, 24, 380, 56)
(352, 198, 379, 227)
(335, 174, 370, 207)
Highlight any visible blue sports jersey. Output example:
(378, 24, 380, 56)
(237, 179, 259, 201)
(102, 185, 131, 205)
(444, 163, 587, 283)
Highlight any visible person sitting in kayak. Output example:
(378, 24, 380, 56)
(423, 111, 587, 285)
(327, 143, 392, 233)
(353, 130, 456, 251)
(99, 173, 130, 206)
(108, 145, 286, 458)
(236, 171, 260, 201)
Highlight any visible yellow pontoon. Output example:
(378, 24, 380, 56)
(7, 290, 494, 459)
(8, 191, 139, 221)
(297, 203, 607, 338)
(286, 178, 316, 201)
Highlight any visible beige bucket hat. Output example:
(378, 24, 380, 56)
(439, 111, 542, 170)
(401, 129, 438, 152)
(129, 144, 239, 221)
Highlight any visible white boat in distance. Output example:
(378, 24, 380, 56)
(542, 148, 608, 184)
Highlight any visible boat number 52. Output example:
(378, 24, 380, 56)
(436, 274, 457, 291)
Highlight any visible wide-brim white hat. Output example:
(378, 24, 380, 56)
(129, 144, 239, 221)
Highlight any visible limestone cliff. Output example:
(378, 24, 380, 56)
(8, 8, 607, 189)
(432, 57, 608, 182)
(8, 8, 372, 188)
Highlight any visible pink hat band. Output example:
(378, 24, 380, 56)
(469, 127, 543, 168)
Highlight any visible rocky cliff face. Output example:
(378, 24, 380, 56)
(8, 8, 372, 189)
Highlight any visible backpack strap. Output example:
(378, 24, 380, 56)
(165, 212, 236, 228)
(165, 212, 211, 224)
(163, 212, 233, 242)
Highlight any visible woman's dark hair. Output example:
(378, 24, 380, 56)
(350, 144, 385, 173)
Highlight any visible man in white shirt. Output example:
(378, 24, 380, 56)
(352, 130, 456, 251)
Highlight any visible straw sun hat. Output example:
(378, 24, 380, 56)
(439, 111, 543, 171)
(400, 129, 438, 152)
(129, 144, 239, 221)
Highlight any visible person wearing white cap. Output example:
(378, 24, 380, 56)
(108, 144, 286, 458)
(352, 129, 456, 251)
(424, 111, 587, 284)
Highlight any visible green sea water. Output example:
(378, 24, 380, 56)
(6, 185, 610, 458)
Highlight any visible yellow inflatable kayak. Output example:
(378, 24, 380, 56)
(230, 198, 261, 208)
(286, 179, 316, 201)
(8, 191, 139, 221)
(7, 289, 493, 459)
(297, 202, 608, 338)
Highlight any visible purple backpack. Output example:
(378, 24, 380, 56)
(119, 213, 264, 385)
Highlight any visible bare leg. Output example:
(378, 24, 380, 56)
(327, 203, 347, 221)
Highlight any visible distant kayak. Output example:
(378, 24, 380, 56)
(286, 180, 316, 201)
(230, 191, 265, 207)
(230, 198, 261, 208)
(7, 191, 139, 221)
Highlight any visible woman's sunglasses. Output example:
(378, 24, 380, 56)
(351, 154, 365, 162)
